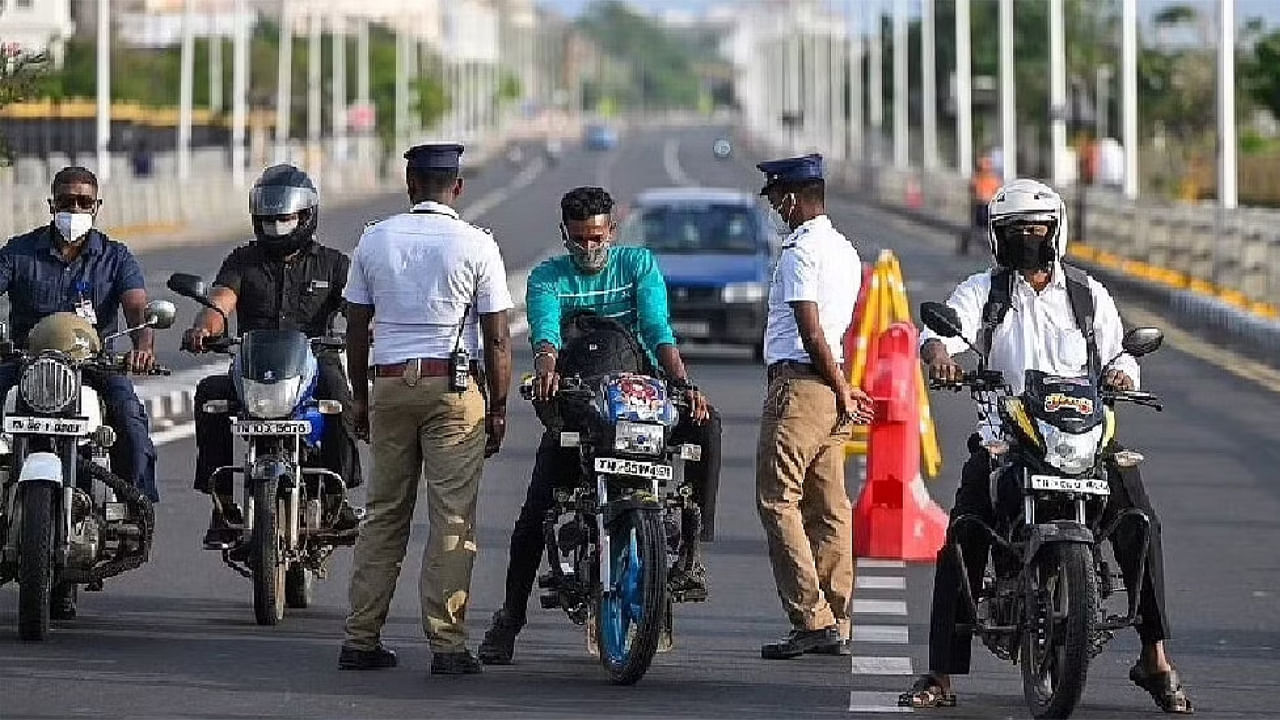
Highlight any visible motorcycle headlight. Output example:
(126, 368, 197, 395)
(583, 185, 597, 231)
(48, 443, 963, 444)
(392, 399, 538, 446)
(20, 356, 78, 413)
(241, 377, 303, 419)
(721, 282, 767, 304)
(1039, 422, 1103, 476)
(614, 421, 665, 457)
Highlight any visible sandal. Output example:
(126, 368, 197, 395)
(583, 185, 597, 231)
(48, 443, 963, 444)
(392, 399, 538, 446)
(1129, 663, 1195, 714)
(898, 674, 957, 709)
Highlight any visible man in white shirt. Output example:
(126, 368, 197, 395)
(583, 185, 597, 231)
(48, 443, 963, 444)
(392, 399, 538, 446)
(753, 153, 873, 660)
(902, 179, 1192, 714)
(338, 143, 513, 677)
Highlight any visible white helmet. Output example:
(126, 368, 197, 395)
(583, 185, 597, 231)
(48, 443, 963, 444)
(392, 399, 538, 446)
(987, 179, 1069, 269)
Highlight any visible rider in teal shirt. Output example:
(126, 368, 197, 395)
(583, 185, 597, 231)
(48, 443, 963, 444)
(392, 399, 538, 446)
(479, 186, 722, 666)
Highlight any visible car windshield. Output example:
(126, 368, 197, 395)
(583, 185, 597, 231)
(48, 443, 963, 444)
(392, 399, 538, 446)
(636, 204, 761, 254)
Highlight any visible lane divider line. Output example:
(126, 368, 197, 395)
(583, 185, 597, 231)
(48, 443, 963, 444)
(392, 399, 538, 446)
(853, 599, 909, 616)
(848, 691, 913, 714)
(858, 558, 907, 569)
(857, 576, 907, 591)
(850, 656, 914, 675)
(852, 625, 910, 644)
(662, 137, 694, 187)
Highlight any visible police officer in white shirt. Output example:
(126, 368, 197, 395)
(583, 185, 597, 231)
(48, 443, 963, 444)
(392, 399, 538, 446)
(753, 154, 873, 660)
(902, 179, 1193, 714)
(339, 143, 513, 677)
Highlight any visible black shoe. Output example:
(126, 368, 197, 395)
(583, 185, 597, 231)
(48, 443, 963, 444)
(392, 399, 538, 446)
(431, 649, 483, 675)
(338, 643, 399, 670)
(761, 626, 841, 660)
(202, 504, 242, 550)
(806, 638, 853, 656)
(50, 582, 77, 621)
(478, 609, 524, 665)
(668, 562, 709, 602)
(331, 500, 362, 533)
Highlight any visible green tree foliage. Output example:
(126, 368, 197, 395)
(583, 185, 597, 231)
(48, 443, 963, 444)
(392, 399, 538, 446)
(0, 47, 50, 163)
(1242, 25, 1280, 125)
(576, 1, 703, 110)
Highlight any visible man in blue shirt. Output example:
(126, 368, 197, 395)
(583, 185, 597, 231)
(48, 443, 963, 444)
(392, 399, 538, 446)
(479, 186, 722, 665)
(0, 167, 159, 509)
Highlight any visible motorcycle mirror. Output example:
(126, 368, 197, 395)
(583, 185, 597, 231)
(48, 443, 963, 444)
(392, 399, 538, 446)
(1121, 327, 1164, 358)
(144, 300, 177, 330)
(920, 301, 964, 338)
(166, 273, 208, 301)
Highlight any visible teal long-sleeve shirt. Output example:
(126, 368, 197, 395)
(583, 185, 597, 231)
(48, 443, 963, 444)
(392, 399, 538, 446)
(526, 246, 676, 365)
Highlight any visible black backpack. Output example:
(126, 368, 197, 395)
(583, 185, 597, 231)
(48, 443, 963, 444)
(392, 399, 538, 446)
(979, 263, 1100, 378)
(556, 312, 654, 380)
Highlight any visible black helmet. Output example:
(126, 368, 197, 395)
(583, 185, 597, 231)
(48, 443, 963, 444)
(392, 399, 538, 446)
(249, 164, 319, 257)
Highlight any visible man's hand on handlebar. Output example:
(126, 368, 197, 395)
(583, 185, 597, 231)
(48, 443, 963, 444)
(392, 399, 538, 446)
(684, 386, 710, 424)
(182, 327, 210, 353)
(924, 341, 964, 386)
(1104, 368, 1136, 391)
(124, 349, 155, 374)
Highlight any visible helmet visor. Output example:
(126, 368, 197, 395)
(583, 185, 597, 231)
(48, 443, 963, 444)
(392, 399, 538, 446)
(250, 185, 318, 217)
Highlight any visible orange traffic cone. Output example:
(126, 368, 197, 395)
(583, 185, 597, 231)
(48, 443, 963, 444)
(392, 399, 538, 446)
(854, 322, 949, 562)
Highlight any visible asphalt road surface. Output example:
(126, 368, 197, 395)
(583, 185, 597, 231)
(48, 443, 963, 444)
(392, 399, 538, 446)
(0, 127, 1276, 719)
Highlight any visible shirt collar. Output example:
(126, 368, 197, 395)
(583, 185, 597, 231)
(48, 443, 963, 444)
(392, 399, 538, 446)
(785, 214, 832, 244)
(38, 225, 104, 259)
(410, 200, 460, 219)
(1012, 260, 1066, 292)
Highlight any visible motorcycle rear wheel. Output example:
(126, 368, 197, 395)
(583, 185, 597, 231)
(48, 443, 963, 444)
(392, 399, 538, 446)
(1020, 543, 1097, 719)
(17, 482, 55, 641)
(251, 479, 286, 626)
(596, 508, 667, 685)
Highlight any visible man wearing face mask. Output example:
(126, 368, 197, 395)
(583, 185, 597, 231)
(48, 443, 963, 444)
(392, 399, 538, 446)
(182, 164, 361, 549)
(477, 186, 723, 666)
(900, 179, 1192, 714)
(0, 166, 159, 615)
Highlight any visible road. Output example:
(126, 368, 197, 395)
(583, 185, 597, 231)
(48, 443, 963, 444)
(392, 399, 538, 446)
(0, 126, 1277, 719)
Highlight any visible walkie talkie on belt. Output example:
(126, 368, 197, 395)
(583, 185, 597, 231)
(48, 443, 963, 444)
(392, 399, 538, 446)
(450, 303, 472, 392)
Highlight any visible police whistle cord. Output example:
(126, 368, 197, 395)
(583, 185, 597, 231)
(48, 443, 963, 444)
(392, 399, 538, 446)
(70, 460, 155, 585)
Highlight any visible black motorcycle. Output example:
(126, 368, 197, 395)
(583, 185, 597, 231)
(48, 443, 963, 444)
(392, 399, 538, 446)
(921, 301, 1166, 719)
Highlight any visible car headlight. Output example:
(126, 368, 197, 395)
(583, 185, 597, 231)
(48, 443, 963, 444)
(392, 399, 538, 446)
(614, 420, 665, 457)
(1039, 422, 1103, 475)
(20, 356, 78, 413)
(241, 377, 303, 419)
(722, 282, 767, 303)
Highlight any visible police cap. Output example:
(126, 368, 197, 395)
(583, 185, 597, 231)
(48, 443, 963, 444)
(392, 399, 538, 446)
(403, 143, 465, 172)
(757, 153, 824, 195)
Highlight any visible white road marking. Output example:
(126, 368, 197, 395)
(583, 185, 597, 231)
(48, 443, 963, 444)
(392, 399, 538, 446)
(848, 691, 912, 714)
(461, 157, 547, 222)
(850, 656, 914, 675)
(853, 599, 909, 616)
(857, 576, 907, 591)
(152, 421, 197, 445)
(857, 558, 907, 569)
(662, 137, 694, 187)
(853, 624, 910, 644)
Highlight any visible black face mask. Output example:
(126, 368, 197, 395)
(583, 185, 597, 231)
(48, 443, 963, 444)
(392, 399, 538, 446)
(995, 230, 1056, 270)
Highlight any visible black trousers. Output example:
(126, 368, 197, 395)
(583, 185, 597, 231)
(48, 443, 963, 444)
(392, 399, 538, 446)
(927, 435, 1170, 675)
(193, 353, 362, 496)
(498, 407, 722, 623)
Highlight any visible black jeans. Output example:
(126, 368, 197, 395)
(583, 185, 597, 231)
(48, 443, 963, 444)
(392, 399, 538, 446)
(927, 435, 1170, 675)
(193, 353, 361, 496)
(498, 407, 722, 623)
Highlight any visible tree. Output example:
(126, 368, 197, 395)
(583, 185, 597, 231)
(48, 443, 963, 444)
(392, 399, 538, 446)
(0, 45, 50, 164)
(1242, 26, 1280, 123)
(576, 1, 702, 110)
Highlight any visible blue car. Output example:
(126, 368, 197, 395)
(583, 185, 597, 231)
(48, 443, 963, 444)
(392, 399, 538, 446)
(585, 123, 619, 151)
(623, 188, 781, 360)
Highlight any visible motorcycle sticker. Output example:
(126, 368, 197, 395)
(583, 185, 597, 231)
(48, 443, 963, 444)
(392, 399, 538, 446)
(1044, 393, 1094, 415)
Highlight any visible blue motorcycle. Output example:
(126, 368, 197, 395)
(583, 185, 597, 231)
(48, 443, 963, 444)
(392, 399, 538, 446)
(523, 371, 704, 685)
(169, 273, 354, 625)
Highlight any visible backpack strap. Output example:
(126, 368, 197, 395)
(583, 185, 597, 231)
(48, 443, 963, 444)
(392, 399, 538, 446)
(1061, 263, 1100, 378)
(978, 268, 1014, 356)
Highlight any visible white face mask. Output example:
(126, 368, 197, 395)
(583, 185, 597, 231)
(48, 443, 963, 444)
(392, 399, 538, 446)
(54, 212, 94, 243)
(262, 219, 298, 237)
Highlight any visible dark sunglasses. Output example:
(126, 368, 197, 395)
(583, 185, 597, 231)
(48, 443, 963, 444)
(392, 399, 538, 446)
(50, 194, 101, 212)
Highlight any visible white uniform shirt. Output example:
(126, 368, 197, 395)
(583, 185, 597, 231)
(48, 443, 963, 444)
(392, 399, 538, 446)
(763, 215, 861, 366)
(344, 200, 513, 365)
(920, 263, 1140, 396)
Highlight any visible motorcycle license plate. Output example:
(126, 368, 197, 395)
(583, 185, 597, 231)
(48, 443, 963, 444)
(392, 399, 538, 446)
(594, 457, 673, 481)
(3, 416, 90, 436)
(232, 420, 311, 436)
(1030, 474, 1110, 496)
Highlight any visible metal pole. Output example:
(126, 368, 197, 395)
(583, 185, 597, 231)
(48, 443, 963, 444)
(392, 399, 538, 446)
(231, 0, 247, 186)
(394, 28, 407, 152)
(893, 0, 907, 169)
(1097, 65, 1110, 138)
(1218, 0, 1237, 208)
(788, 33, 801, 154)
(356, 18, 369, 166)
(178, 0, 194, 180)
(830, 31, 844, 159)
(96, 0, 111, 179)
(849, 0, 863, 163)
(332, 14, 347, 161)
(922, 0, 937, 170)
(956, 0, 972, 177)
(869, 0, 883, 165)
(307, 8, 321, 154)
(210, 18, 223, 113)
(999, 0, 1017, 180)
(1122, 0, 1138, 199)
(274, 0, 292, 162)
(1050, 0, 1067, 186)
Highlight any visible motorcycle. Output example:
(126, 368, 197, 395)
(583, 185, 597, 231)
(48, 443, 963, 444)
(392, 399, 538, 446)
(521, 370, 705, 685)
(168, 273, 357, 626)
(920, 301, 1166, 718)
(0, 302, 175, 640)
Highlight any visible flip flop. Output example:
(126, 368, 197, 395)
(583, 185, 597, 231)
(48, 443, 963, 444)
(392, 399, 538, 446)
(898, 674, 958, 709)
(1129, 663, 1195, 714)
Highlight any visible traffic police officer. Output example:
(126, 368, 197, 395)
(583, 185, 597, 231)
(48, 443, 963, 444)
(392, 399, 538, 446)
(754, 154, 872, 659)
(339, 143, 514, 676)
(183, 164, 361, 548)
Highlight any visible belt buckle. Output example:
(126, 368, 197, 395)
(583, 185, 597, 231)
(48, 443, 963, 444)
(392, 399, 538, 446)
(402, 358, 420, 387)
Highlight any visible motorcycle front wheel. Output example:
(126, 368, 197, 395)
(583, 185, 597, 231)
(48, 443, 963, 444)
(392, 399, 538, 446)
(251, 479, 287, 625)
(596, 508, 666, 685)
(1020, 543, 1098, 719)
(17, 482, 55, 641)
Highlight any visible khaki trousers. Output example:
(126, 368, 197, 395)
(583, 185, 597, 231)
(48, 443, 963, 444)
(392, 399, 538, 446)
(755, 366, 855, 636)
(344, 375, 486, 652)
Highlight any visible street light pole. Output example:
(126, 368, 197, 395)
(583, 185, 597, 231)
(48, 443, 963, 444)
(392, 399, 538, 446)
(356, 18, 369, 164)
(892, 0, 907, 169)
(1050, 0, 1067, 186)
(956, 0, 972, 177)
(869, 0, 883, 165)
(848, 0, 863, 164)
(332, 13, 347, 162)
(998, 0, 1017, 180)
(231, 0, 247, 186)
(95, 0, 111, 179)
(1122, 0, 1138, 199)
(210, 18, 223, 113)
(274, 0, 293, 163)
(307, 6, 321, 166)
(922, 0, 937, 170)
(1218, 0, 1237, 208)
(178, 0, 194, 180)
